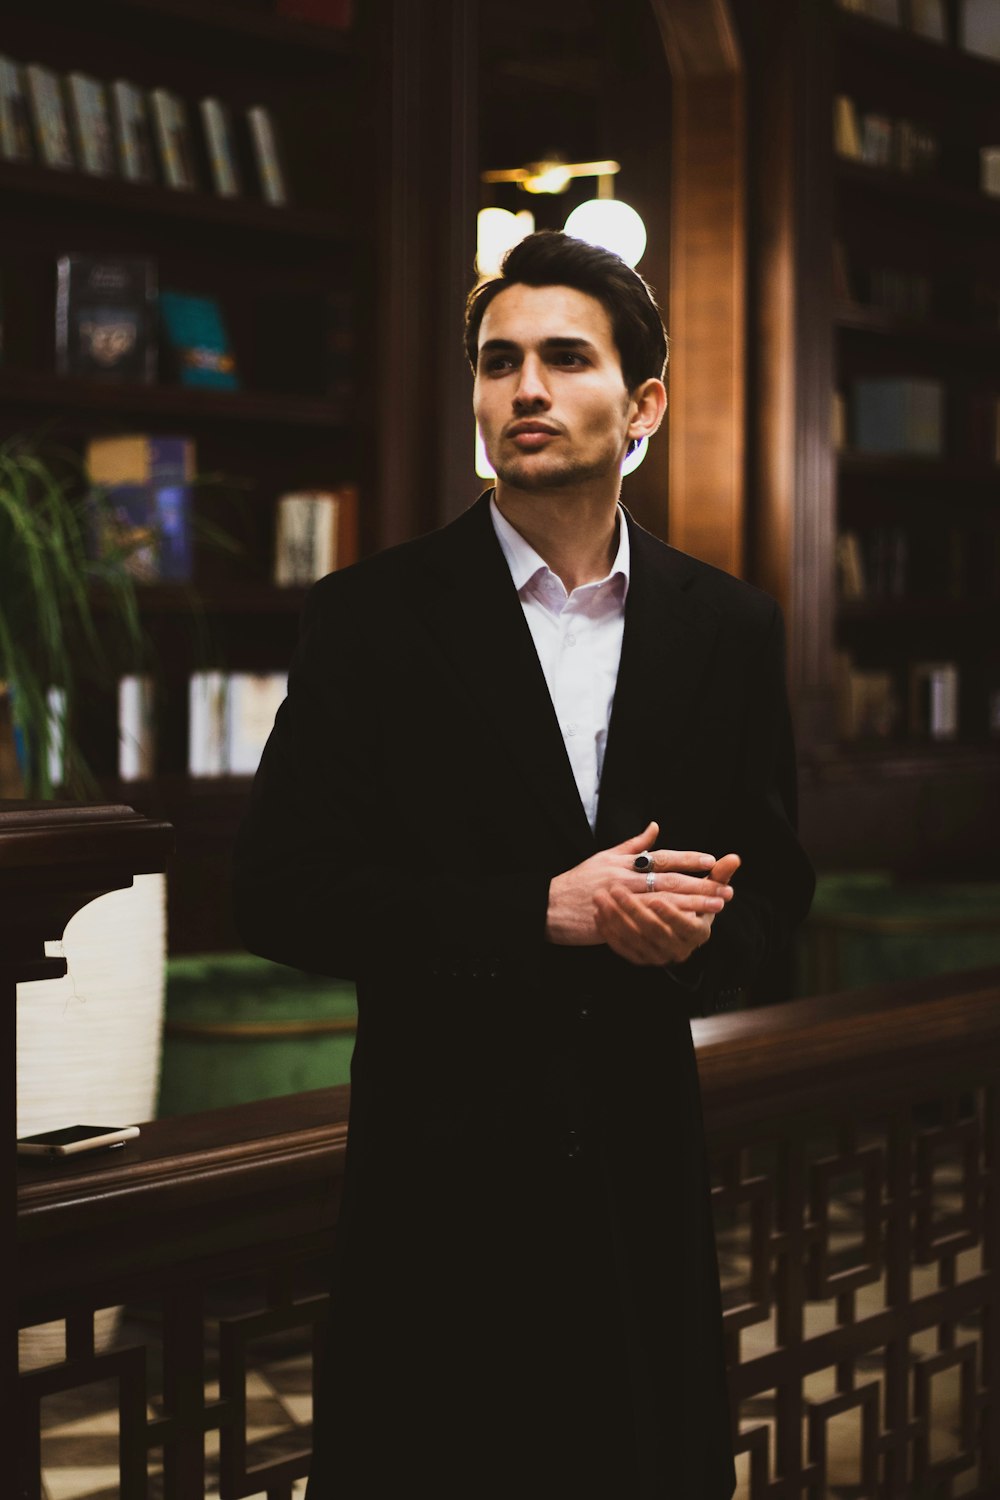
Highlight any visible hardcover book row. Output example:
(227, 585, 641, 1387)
(0, 58, 288, 206)
(85, 431, 358, 587)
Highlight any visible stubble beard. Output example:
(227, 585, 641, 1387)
(491, 451, 614, 493)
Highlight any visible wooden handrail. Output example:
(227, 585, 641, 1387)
(14, 963, 1000, 1497)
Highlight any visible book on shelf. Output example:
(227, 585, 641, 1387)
(836, 532, 867, 600)
(25, 63, 74, 170)
(834, 95, 862, 160)
(893, 119, 939, 175)
(187, 670, 287, 776)
(159, 290, 239, 390)
(150, 87, 197, 190)
(246, 105, 288, 206)
(111, 80, 156, 184)
(959, 0, 1000, 60)
(0, 56, 35, 163)
(188, 671, 229, 777)
(66, 72, 115, 177)
(55, 254, 157, 382)
(226, 673, 287, 776)
(199, 97, 242, 198)
(832, 391, 847, 451)
(981, 147, 1000, 197)
(909, 661, 959, 740)
(860, 113, 894, 168)
(118, 674, 156, 781)
(863, 267, 932, 318)
(86, 433, 194, 582)
(908, 0, 946, 41)
(865, 526, 909, 599)
(851, 377, 944, 455)
(834, 654, 899, 741)
(274, 486, 358, 585)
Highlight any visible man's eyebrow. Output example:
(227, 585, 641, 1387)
(477, 336, 598, 356)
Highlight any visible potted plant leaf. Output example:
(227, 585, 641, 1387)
(0, 433, 145, 797)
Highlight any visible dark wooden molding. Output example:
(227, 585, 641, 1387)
(3, 802, 173, 1453)
(650, 0, 747, 579)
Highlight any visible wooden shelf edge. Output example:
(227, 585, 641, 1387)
(835, 305, 1000, 348)
(836, 159, 1000, 219)
(834, 7, 1000, 83)
(0, 158, 357, 242)
(0, 370, 352, 429)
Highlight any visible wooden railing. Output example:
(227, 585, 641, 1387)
(10, 804, 1000, 1500)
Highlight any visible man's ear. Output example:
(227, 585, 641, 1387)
(627, 378, 667, 443)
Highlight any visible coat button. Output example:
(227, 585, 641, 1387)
(565, 1130, 583, 1160)
(577, 1006, 590, 1022)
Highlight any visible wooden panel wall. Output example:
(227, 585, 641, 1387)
(652, 0, 747, 579)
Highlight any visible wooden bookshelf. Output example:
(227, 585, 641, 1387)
(0, 0, 371, 951)
(735, 0, 1000, 871)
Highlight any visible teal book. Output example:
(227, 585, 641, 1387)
(159, 290, 239, 390)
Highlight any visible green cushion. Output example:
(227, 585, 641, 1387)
(795, 872, 1000, 994)
(157, 954, 357, 1117)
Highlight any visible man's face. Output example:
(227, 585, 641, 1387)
(473, 283, 637, 493)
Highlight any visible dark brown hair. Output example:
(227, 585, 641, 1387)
(464, 230, 668, 391)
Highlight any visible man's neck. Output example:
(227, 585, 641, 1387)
(493, 483, 622, 593)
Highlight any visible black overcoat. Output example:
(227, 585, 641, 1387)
(233, 493, 815, 1499)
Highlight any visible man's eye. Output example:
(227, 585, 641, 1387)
(553, 351, 587, 367)
(483, 356, 514, 374)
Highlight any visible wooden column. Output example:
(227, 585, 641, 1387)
(1, 804, 172, 1442)
(372, 0, 481, 548)
(652, 0, 747, 579)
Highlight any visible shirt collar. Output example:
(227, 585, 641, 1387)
(490, 493, 631, 600)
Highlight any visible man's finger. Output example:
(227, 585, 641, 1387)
(710, 853, 741, 884)
(647, 848, 717, 873)
(617, 821, 659, 855)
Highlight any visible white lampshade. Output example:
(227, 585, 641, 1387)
(475, 423, 497, 480)
(622, 437, 648, 476)
(563, 198, 647, 267)
(476, 207, 536, 278)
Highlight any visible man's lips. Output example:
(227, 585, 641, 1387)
(506, 422, 561, 448)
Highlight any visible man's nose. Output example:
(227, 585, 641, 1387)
(513, 356, 550, 410)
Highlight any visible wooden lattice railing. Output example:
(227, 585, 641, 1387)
(14, 967, 1000, 1499)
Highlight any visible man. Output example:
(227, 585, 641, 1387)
(234, 231, 814, 1498)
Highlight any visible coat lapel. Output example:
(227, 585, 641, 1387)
(407, 494, 596, 859)
(594, 514, 721, 847)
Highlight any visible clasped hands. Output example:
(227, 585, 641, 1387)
(545, 821, 740, 967)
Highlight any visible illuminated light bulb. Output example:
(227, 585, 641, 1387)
(476, 207, 535, 278)
(563, 198, 647, 267)
(522, 162, 573, 194)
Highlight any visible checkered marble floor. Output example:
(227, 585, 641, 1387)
(37, 1326, 312, 1500)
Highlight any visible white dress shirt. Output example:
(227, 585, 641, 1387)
(491, 496, 629, 832)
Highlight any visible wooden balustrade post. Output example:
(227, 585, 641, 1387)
(0, 802, 172, 1491)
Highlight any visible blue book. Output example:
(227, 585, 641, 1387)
(159, 290, 239, 390)
(86, 434, 194, 581)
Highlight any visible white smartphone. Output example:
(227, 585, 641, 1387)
(16, 1123, 140, 1158)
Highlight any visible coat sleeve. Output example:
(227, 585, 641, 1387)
(232, 573, 552, 980)
(668, 599, 815, 1013)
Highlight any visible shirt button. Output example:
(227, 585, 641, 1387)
(565, 722, 578, 737)
(565, 634, 576, 647)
